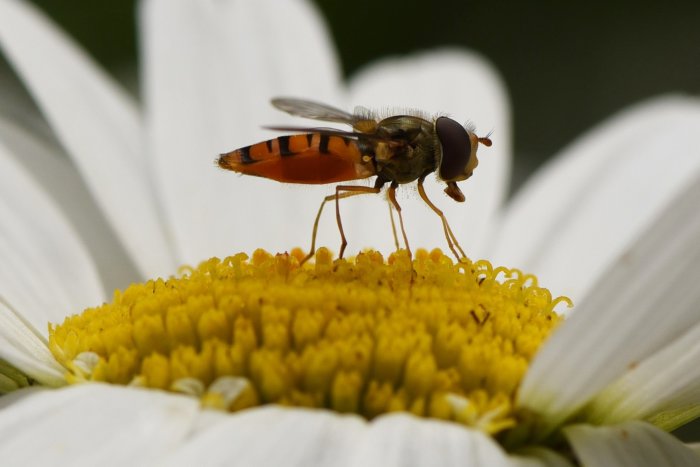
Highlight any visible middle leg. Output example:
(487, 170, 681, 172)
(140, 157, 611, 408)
(386, 181, 412, 259)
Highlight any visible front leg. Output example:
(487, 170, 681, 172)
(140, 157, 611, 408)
(386, 181, 412, 259)
(417, 175, 467, 262)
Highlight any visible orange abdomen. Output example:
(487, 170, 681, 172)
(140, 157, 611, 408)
(218, 134, 373, 184)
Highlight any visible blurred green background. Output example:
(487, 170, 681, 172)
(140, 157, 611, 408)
(16, 0, 700, 189)
(2, 0, 699, 442)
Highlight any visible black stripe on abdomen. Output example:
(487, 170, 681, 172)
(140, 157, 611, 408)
(238, 146, 254, 164)
(278, 136, 293, 156)
(319, 134, 330, 154)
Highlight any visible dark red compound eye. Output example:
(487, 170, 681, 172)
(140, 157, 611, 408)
(435, 117, 471, 181)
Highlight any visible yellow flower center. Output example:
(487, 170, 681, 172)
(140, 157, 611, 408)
(48, 248, 570, 435)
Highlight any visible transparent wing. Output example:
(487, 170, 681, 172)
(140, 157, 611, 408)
(271, 97, 360, 125)
(263, 125, 392, 141)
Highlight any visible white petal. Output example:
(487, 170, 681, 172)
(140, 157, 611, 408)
(348, 50, 511, 258)
(187, 407, 230, 434)
(519, 173, 700, 434)
(163, 407, 518, 467)
(0, 115, 141, 294)
(689, 443, 700, 457)
(0, 384, 199, 467)
(0, 140, 103, 328)
(0, 385, 43, 409)
(488, 96, 700, 303)
(0, 0, 176, 278)
(350, 413, 514, 467)
(142, 0, 345, 264)
(565, 421, 700, 467)
(586, 319, 700, 431)
(0, 297, 65, 386)
(159, 406, 366, 467)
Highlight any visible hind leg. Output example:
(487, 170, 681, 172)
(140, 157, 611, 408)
(301, 184, 381, 264)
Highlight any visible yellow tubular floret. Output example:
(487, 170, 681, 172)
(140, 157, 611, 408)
(48, 248, 567, 435)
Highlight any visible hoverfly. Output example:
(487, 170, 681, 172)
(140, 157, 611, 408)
(218, 97, 492, 264)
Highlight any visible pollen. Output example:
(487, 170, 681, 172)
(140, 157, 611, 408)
(48, 248, 568, 435)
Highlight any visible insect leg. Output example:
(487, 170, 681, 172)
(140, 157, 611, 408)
(301, 185, 380, 265)
(417, 175, 467, 261)
(335, 185, 382, 259)
(387, 199, 401, 251)
(387, 181, 412, 259)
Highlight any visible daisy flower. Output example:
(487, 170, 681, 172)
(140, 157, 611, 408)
(1, 0, 700, 465)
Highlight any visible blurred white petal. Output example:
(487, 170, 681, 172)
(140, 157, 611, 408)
(565, 421, 700, 467)
(488, 96, 700, 303)
(586, 319, 700, 431)
(162, 408, 533, 467)
(142, 0, 344, 264)
(0, 119, 103, 386)
(160, 406, 365, 467)
(0, 384, 199, 467)
(350, 413, 514, 467)
(348, 49, 510, 257)
(0, 0, 176, 278)
(0, 115, 140, 294)
(689, 443, 700, 457)
(187, 408, 230, 435)
(519, 172, 700, 434)
(0, 140, 103, 329)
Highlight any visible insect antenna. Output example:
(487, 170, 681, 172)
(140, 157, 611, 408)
(479, 129, 494, 147)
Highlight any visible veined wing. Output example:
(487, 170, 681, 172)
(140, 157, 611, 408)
(263, 126, 397, 143)
(271, 97, 361, 125)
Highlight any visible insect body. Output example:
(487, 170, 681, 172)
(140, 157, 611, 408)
(218, 98, 492, 264)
